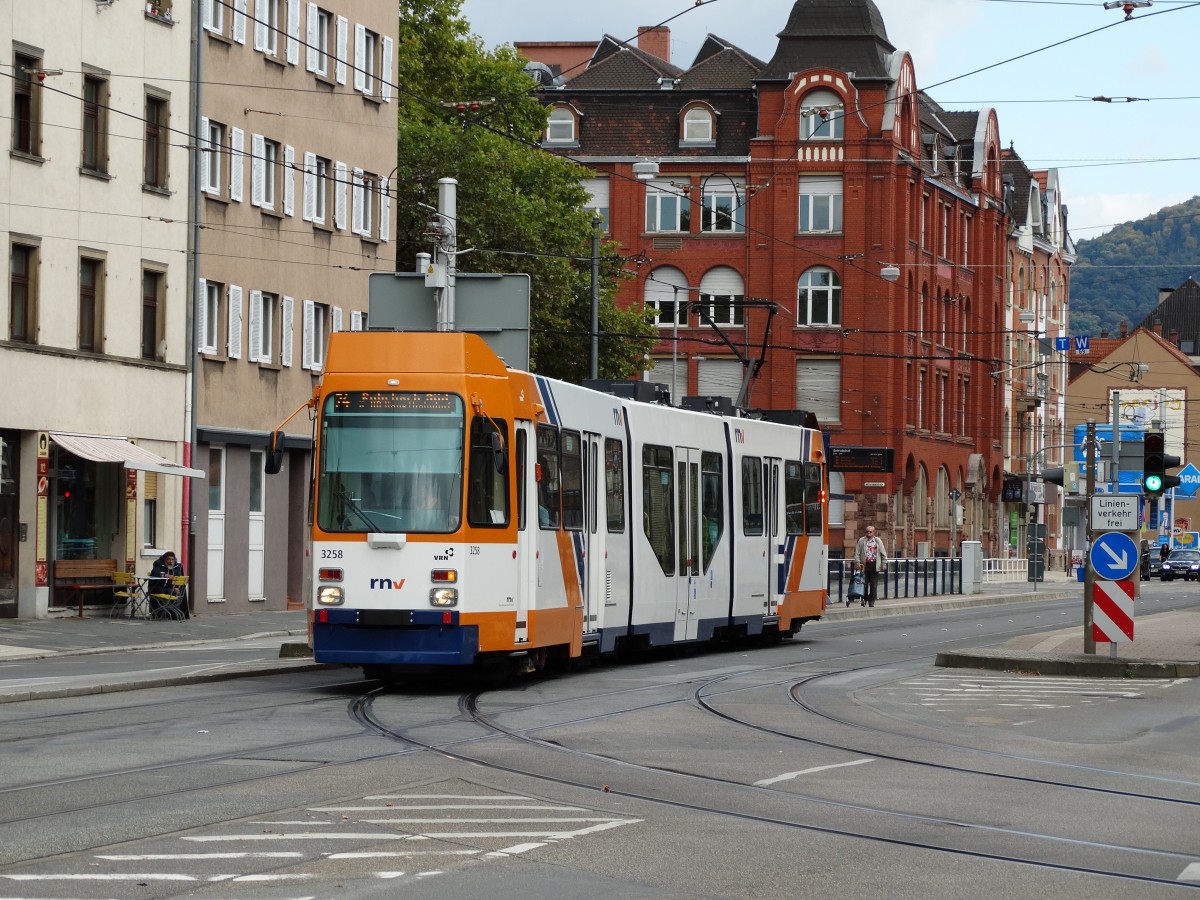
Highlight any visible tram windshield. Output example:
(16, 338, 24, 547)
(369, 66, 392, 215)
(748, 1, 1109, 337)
(317, 391, 464, 533)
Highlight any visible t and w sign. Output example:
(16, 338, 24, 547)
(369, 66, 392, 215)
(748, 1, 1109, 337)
(1092, 579, 1135, 643)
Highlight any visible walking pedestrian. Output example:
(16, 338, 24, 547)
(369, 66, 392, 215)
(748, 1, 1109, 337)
(853, 526, 888, 608)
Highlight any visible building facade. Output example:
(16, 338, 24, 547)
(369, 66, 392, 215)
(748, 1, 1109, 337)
(523, 0, 1015, 559)
(2, 1, 196, 617)
(191, 0, 396, 613)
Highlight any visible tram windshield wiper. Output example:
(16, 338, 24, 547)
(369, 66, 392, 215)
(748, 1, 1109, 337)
(336, 484, 382, 532)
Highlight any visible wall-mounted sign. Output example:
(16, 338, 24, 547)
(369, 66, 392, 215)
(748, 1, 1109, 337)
(830, 446, 894, 473)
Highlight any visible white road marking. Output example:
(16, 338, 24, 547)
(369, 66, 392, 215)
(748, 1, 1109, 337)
(96, 852, 303, 860)
(310, 804, 587, 812)
(328, 850, 480, 859)
(360, 817, 617, 824)
(365, 794, 531, 800)
(754, 759, 874, 786)
(1178, 863, 1200, 882)
(184, 833, 400, 841)
(0, 872, 310, 882)
(484, 843, 547, 858)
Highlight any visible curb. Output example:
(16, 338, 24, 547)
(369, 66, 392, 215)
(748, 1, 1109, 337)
(822, 589, 1077, 619)
(0, 629, 311, 662)
(935, 648, 1200, 678)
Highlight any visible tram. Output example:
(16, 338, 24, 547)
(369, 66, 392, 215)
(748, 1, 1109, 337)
(272, 331, 828, 677)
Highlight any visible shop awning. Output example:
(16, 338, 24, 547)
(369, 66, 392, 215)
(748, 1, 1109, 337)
(50, 432, 205, 478)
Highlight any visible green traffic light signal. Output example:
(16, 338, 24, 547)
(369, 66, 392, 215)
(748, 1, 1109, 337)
(1144, 473, 1164, 493)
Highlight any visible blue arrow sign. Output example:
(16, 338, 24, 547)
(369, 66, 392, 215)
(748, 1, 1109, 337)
(1090, 532, 1139, 581)
(1177, 462, 1200, 498)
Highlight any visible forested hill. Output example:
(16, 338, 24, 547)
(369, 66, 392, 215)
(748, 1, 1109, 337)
(1070, 195, 1200, 338)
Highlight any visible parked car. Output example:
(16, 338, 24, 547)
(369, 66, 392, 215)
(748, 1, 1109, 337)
(1159, 549, 1200, 581)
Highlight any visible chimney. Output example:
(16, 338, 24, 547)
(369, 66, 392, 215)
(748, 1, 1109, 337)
(1153, 319, 1163, 336)
(1170, 329, 1180, 346)
(1119, 320, 1128, 338)
(637, 26, 671, 63)
(1100, 327, 1109, 338)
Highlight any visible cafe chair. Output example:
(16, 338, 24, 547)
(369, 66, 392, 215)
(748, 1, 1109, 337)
(110, 571, 136, 618)
(150, 575, 189, 620)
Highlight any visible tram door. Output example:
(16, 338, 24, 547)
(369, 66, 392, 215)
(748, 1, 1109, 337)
(674, 447, 701, 641)
(514, 423, 534, 646)
(582, 433, 605, 633)
(766, 458, 782, 616)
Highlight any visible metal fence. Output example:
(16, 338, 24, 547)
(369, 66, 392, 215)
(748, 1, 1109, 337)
(981, 557, 1031, 584)
(827, 556, 962, 604)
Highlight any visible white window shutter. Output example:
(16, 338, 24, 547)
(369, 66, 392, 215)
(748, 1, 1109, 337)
(251, 133, 265, 207)
(198, 279, 208, 354)
(353, 24, 366, 93)
(302, 299, 315, 370)
(332, 305, 343, 334)
(248, 289, 263, 361)
(286, 0, 300, 64)
(381, 37, 393, 102)
(302, 152, 316, 222)
(228, 285, 244, 359)
(334, 161, 347, 230)
(254, 0, 268, 51)
(283, 145, 295, 216)
(305, 2, 319, 71)
(230, 127, 244, 202)
(335, 16, 348, 84)
(379, 176, 390, 242)
(233, 0, 247, 44)
(199, 116, 212, 192)
(350, 310, 363, 332)
(351, 167, 364, 235)
(281, 296, 294, 367)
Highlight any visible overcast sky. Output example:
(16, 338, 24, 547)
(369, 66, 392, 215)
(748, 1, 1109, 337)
(459, 0, 1200, 242)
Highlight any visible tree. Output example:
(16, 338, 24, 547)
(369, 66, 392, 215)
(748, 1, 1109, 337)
(392, 0, 658, 382)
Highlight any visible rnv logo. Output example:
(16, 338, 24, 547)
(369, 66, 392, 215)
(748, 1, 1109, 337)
(369, 578, 406, 590)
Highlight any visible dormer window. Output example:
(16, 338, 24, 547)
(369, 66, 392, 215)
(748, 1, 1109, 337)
(681, 106, 714, 145)
(546, 106, 578, 145)
(800, 89, 843, 141)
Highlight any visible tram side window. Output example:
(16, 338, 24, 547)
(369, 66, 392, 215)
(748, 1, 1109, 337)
(605, 438, 625, 532)
(784, 461, 805, 535)
(467, 417, 509, 527)
(742, 456, 763, 535)
(805, 462, 824, 535)
(536, 425, 561, 528)
(516, 429, 527, 531)
(701, 451, 723, 570)
(561, 429, 583, 530)
(642, 444, 675, 575)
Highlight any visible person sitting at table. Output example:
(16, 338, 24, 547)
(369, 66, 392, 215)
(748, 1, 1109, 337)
(149, 550, 188, 619)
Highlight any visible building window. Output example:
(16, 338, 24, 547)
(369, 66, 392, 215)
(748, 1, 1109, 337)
(79, 257, 104, 352)
(202, 0, 224, 34)
(940, 203, 950, 259)
(304, 153, 331, 225)
(800, 89, 843, 140)
(250, 290, 275, 363)
(798, 267, 841, 327)
(645, 181, 690, 233)
(9, 244, 37, 343)
(355, 25, 378, 96)
(644, 266, 688, 328)
(306, 7, 333, 76)
(12, 52, 41, 157)
(141, 270, 163, 360)
(546, 107, 576, 144)
(143, 473, 158, 549)
(962, 213, 971, 266)
(251, 135, 281, 210)
(702, 178, 744, 233)
(798, 175, 843, 233)
(583, 177, 609, 232)
(200, 279, 221, 354)
(700, 266, 744, 327)
(143, 94, 169, 190)
(795, 358, 841, 424)
(82, 74, 108, 173)
(681, 107, 714, 144)
(254, 0, 281, 56)
(303, 300, 327, 371)
(352, 169, 377, 238)
(201, 118, 224, 195)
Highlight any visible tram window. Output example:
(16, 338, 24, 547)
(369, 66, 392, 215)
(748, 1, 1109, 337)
(605, 438, 625, 532)
(701, 451, 723, 569)
(467, 417, 509, 527)
(642, 444, 674, 575)
(536, 425, 561, 529)
(561, 430, 583, 530)
(742, 456, 763, 535)
(516, 429, 527, 531)
(805, 462, 824, 535)
(784, 461, 805, 535)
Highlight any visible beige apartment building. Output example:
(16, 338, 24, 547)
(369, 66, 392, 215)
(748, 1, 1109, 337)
(1, 1, 196, 617)
(192, 0, 396, 612)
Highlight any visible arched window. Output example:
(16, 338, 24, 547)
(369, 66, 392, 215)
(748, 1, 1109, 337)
(681, 106, 714, 144)
(800, 89, 843, 140)
(644, 265, 687, 329)
(914, 465, 928, 528)
(545, 106, 577, 144)
(798, 267, 841, 327)
(935, 467, 950, 528)
(700, 266, 744, 327)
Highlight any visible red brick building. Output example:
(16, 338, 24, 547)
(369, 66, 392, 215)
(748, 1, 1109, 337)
(525, 0, 1012, 558)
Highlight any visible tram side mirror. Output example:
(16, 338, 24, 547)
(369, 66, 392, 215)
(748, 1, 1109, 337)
(264, 431, 285, 476)
(490, 432, 507, 473)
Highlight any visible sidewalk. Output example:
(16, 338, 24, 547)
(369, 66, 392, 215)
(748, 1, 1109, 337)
(0, 572, 1195, 700)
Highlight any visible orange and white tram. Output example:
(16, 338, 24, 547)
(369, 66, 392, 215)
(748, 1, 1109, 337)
(299, 331, 828, 676)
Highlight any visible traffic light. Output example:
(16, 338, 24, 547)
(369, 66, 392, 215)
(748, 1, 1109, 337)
(1142, 430, 1182, 497)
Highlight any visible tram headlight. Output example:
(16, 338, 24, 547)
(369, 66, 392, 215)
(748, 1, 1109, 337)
(429, 588, 458, 607)
(317, 586, 345, 606)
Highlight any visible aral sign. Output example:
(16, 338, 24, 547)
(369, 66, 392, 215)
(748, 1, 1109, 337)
(1090, 495, 1139, 532)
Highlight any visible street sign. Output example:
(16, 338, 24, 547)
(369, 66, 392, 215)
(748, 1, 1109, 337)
(1089, 532, 1139, 581)
(1055, 336, 1070, 352)
(1092, 579, 1135, 643)
(1090, 496, 1139, 532)
(1177, 463, 1200, 498)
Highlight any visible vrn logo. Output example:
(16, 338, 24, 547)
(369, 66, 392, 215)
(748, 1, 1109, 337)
(370, 578, 406, 590)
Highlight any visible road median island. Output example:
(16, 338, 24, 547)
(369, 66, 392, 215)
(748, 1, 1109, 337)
(935, 648, 1200, 678)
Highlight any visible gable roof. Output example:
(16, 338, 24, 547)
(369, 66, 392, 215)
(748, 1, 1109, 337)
(1137, 277, 1200, 352)
(1068, 325, 1197, 383)
(570, 37, 684, 90)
